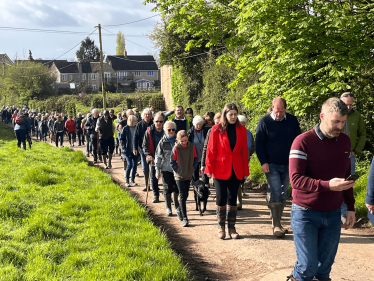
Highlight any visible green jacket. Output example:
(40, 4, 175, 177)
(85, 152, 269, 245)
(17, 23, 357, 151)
(168, 113, 192, 131)
(343, 109, 366, 154)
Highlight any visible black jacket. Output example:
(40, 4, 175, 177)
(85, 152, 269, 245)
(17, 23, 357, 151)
(98, 117, 114, 140)
(84, 116, 98, 138)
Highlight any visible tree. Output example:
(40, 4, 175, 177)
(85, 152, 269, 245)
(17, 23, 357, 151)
(28, 50, 34, 61)
(116, 31, 126, 56)
(76, 37, 100, 62)
(0, 61, 56, 105)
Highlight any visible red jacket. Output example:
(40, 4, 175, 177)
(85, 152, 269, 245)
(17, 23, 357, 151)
(65, 119, 76, 133)
(205, 124, 249, 180)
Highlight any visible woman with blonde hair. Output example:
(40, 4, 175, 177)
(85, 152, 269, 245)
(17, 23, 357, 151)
(170, 130, 198, 227)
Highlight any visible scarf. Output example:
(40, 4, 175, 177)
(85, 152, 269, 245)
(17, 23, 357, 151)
(165, 134, 176, 145)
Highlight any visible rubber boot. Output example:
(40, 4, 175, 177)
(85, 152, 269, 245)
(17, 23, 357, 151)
(270, 202, 285, 238)
(266, 189, 272, 219)
(164, 193, 172, 216)
(280, 203, 289, 234)
(227, 205, 240, 239)
(216, 205, 226, 239)
(103, 155, 107, 169)
(108, 153, 113, 168)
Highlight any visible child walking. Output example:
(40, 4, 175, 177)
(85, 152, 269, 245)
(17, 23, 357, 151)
(170, 130, 198, 227)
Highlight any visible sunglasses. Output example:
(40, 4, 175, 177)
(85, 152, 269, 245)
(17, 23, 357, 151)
(167, 129, 176, 132)
(155, 121, 164, 123)
(342, 93, 354, 98)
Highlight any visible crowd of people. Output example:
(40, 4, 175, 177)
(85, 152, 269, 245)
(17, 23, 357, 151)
(2, 92, 373, 281)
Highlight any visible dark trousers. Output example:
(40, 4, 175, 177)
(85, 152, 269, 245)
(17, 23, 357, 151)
(55, 132, 64, 147)
(192, 162, 209, 185)
(15, 129, 26, 147)
(214, 170, 240, 206)
(99, 136, 115, 155)
(176, 180, 190, 220)
(68, 132, 76, 142)
(91, 137, 98, 160)
(162, 171, 178, 195)
(77, 129, 83, 145)
(85, 135, 91, 153)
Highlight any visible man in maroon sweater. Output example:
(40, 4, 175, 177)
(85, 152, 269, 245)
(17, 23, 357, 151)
(287, 98, 356, 281)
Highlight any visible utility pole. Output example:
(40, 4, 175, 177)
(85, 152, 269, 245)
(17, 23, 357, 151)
(96, 24, 106, 109)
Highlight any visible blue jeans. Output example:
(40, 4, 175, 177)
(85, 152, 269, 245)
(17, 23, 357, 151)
(265, 163, 289, 203)
(341, 154, 356, 217)
(125, 153, 138, 181)
(140, 153, 159, 197)
(291, 204, 341, 281)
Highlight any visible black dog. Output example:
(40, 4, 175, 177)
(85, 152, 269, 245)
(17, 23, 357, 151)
(193, 180, 209, 216)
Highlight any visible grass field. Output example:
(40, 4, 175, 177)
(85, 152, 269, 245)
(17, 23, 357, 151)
(0, 123, 189, 280)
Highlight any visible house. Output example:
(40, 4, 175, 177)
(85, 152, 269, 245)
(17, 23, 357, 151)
(106, 51, 160, 90)
(49, 61, 116, 93)
(0, 54, 13, 75)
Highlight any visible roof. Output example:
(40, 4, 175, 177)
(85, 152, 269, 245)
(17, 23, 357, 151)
(52, 61, 79, 73)
(15, 59, 68, 67)
(106, 55, 159, 71)
(80, 62, 92, 73)
(0, 54, 13, 65)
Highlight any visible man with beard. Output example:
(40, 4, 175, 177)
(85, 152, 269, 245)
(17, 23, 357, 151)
(287, 97, 356, 281)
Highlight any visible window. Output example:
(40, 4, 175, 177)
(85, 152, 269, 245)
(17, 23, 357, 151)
(123, 71, 127, 76)
(137, 83, 141, 88)
(92, 85, 96, 91)
(82, 74, 86, 80)
(134, 71, 141, 76)
(147, 71, 154, 76)
(69, 74, 73, 80)
(61, 74, 67, 81)
(91, 74, 96, 80)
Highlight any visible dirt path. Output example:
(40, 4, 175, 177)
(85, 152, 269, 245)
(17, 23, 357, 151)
(30, 133, 374, 281)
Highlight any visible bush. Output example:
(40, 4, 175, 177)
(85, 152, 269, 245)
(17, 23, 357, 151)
(249, 154, 267, 185)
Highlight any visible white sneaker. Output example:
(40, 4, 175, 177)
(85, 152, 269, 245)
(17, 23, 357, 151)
(129, 180, 137, 187)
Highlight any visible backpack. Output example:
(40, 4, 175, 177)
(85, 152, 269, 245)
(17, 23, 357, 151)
(15, 115, 25, 125)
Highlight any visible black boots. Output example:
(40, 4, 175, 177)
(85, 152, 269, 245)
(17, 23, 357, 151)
(165, 193, 172, 216)
(108, 153, 112, 168)
(142, 172, 152, 192)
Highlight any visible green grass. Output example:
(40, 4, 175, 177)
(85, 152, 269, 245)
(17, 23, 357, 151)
(0, 123, 189, 280)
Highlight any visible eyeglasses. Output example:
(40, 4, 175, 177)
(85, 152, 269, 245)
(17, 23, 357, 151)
(155, 121, 164, 123)
(167, 129, 176, 132)
(342, 93, 354, 98)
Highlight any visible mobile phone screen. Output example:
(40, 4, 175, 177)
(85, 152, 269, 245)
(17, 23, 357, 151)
(345, 175, 360, 181)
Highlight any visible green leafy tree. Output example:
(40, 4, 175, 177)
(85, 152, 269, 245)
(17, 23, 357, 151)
(0, 61, 56, 105)
(76, 37, 100, 62)
(116, 31, 126, 56)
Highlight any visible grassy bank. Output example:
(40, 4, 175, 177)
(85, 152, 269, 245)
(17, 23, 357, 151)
(0, 123, 189, 280)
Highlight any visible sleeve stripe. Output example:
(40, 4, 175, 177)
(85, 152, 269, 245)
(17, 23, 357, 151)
(289, 155, 307, 160)
(290, 150, 307, 157)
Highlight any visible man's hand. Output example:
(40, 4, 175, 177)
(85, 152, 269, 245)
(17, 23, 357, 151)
(344, 211, 356, 230)
(366, 204, 374, 214)
(351, 151, 356, 156)
(146, 155, 153, 162)
(156, 173, 161, 180)
(200, 166, 205, 173)
(328, 178, 355, 191)
(261, 163, 270, 173)
(133, 150, 138, 156)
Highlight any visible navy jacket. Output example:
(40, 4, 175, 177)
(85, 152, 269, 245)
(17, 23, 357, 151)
(133, 119, 152, 154)
(119, 126, 132, 157)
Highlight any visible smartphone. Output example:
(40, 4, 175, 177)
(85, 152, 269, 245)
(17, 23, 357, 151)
(345, 175, 360, 181)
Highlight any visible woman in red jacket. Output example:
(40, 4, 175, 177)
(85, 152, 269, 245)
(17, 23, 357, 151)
(65, 115, 77, 147)
(205, 103, 249, 239)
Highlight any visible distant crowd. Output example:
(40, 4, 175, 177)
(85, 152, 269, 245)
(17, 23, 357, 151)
(2, 93, 374, 281)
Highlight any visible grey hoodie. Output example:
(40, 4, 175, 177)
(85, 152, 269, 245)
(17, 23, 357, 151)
(155, 135, 175, 174)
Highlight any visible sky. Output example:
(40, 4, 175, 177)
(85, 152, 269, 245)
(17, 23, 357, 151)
(0, 0, 161, 62)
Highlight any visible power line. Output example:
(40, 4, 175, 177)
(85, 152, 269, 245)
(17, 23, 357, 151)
(102, 13, 162, 27)
(0, 26, 146, 37)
